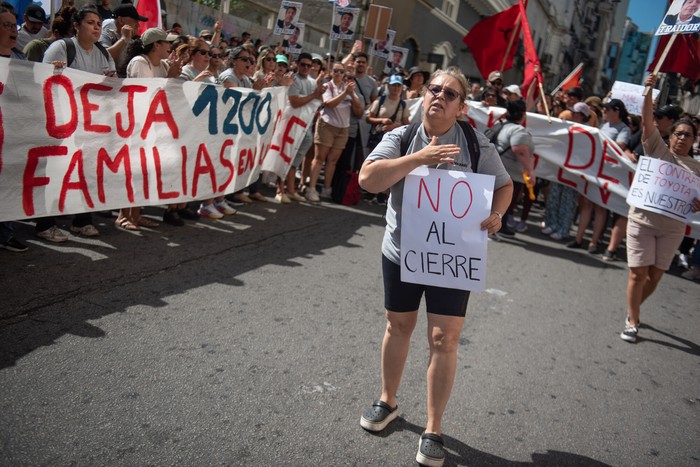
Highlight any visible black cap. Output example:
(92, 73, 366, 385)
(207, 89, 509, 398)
(602, 98, 626, 113)
(653, 105, 682, 121)
(25, 4, 47, 23)
(113, 4, 148, 22)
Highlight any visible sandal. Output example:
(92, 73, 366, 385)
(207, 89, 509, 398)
(136, 217, 159, 228)
(115, 218, 140, 231)
(416, 432, 445, 467)
(360, 400, 398, 432)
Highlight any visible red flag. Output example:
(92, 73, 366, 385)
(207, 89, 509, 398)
(518, 0, 542, 100)
(647, 33, 700, 81)
(463, 4, 521, 78)
(558, 63, 583, 92)
(136, 0, 162, 34)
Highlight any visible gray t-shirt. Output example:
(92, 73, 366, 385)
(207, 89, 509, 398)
(16, 25, 49, 51)
(349, 73, 378, 137)
(43, 37, 116, 75)
(288, 73, 316, 97)
(179, 64, 216, 84)
(219, 68, 252, 88)
(367, 123, 511, 265)
(599, 121, 631, 146)
(494, 121, 533, 184)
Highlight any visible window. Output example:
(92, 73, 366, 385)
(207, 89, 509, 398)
(442, 0, 458, 21)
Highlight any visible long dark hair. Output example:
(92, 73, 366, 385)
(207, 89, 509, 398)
(121, 36, 155, 77)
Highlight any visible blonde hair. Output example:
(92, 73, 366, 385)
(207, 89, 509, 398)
(429, 66, 469, 100)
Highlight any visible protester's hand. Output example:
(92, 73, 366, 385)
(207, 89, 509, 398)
(166, 60, 182, 78)
(344, 79, 356, 95)
(316, 71, 327, 86)
(416, 136, 460, 165)
(691, 197, 700, 213)
(214, 20, 222, 33)
(121, 24, 135, 41)
(51, 61, 66, 73)
(480, 212, 502, 234)
(279, 72, 294, 87)
(314, 82, 327, 98)
(193, 70, 213, 82)
(645, 74, 657, 88)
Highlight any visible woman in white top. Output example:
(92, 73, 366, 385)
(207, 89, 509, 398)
(307, 62, 363, 200)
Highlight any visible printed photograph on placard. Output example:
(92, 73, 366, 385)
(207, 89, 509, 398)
(384, 45, 408, 74)
(283, 22, 304, 55)
(330, 7, 359, 41)
(274, 1, 302, 36)
(656, 0, 700, 35)
(372, 29, 395, 60)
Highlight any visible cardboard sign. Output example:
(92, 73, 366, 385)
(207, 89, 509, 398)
(610, 81, 660, 116)
(400, 167, 494, 292)
(656, 0, 700, 35)
(364, 5, 392, 41)
(627, 156, 700, 221)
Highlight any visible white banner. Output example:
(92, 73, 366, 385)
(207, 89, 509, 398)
(610, 81, 660, 116)
(0, 58, 314, 222)
(400, 167, 494, 292)
(465, 104, 700, 238)
(627, 156, 700, 222)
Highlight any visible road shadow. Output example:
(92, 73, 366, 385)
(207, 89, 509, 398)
(369, 417, 613, 466)
(638, 323, 700, 356)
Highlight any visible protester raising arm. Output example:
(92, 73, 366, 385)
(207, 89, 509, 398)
(641, 74, 657, 143)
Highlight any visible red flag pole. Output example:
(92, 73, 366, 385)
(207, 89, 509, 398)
(643, 31, 680, 97)
(500, 13, 522, 72)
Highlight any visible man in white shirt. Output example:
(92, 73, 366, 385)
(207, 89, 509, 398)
(16, 4, 48, 51)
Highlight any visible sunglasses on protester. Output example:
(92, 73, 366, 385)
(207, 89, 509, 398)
(236, 56, 255, 64)
(427, 84, 462, 102)
(193, 49, 211, 56)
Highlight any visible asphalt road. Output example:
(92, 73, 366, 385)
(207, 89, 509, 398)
(1, 191, 698, 466)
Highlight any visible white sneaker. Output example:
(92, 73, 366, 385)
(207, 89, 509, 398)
(677, 253, 690, 269)
(36, 225, 68, 243)
(70, 224, 99, 237)
(275, 193, 291, 204)
(550, 231, 564, 241)
(321, 186, 332, 199)
(515, 221, 527, 233)
(541, 226, 553, 235)
(198, 203, 224, 219)
(214, 199, 237, 215)
(287, 192, 305, 202)
(305, 187, 320, 202)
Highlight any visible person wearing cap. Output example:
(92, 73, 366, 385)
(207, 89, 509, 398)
(405, 66, 429, 99)
(653, 104, 682, 143)
(272, 54, 293, 86)
(23, 6, 75, 62)
(305, 61, 363, 202)
(620, 73, 700, 343)
(501, 84, 521, 102)
(16, 4, 49, 51)
(96, 0, 112, 20)
(309, 53, 324, 78)
(482, 71, 506, 107)
(99, 4, 146, 76)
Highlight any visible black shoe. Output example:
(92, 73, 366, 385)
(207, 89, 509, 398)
(416, 432, 446, 467)
(602, 249, 616, 261)
(177, 208, 200, 221)
(360, 400, 398, 432)
(163, 210, 184, 226)
(499, 224, 516, 238)
(566, 240, 583, 249)
(1, 237, 29, 252)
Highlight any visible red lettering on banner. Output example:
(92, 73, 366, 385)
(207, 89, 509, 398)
(418, 177, 440, 212)
(116, 85, 148, 137)
(556, 167, 578, 188)
(278, 116, 306, 163)
(44, 75, 78, 139)
(59, 149, 94, 212)
(237, 148, 255, 175)
(218, 139, 235, 191)
(564, 126, 596, 170)
(140, 147, 150, 200)
(486, 111, 502, 128)
(152, 146, 179, 199)
(599, 182, 611, 205)
(141, 90, 179, 140)
(533, 153, 540, 169)
(597, 140, 621, 184)
(192, 143, 216, 198)
(180, 146, 188, 196)
(80, 83, 112, 133)
(258, 142, 270, 164)
(0, 82, 4, 174)
(97, 144, 134, 203)
(450, 180, 472, 219)
(22, 146, 68, 216)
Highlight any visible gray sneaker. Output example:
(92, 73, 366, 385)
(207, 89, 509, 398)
(620, 322, 638, 342)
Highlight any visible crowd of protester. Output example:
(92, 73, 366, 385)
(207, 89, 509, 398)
(0, 0, 699, 288)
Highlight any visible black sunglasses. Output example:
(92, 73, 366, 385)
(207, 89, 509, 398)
(236, 56, 254, 64)
(427, 84, 461, 102)
(484, 93, 497, 98)
(209, 52, 224, 58)
(298, 62, 312, 68)
(264, 56, 275, 61)
(194, 49, 210, 56)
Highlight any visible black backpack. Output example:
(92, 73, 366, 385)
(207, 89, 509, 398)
(483, 120, 513, 156)
(61, 38, 110, 68)
(400, 120, 481, 173)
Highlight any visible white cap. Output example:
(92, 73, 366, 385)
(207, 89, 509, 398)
(504, 84, 522, 97)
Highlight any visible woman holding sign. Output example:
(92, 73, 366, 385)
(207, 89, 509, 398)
(358, 68, 513, 467)
(621, 74, 700, 343)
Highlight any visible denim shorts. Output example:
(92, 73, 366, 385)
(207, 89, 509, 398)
(382, 255, 470, 317)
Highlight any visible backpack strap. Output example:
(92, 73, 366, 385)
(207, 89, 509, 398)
(61, 38, 110, 68)
(399, 120, 480, 172)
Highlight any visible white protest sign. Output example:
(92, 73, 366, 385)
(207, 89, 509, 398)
(610, 81, 660, 116)
(656, 0, 700, 35)
(626, 156, 700, 222)
(400, 167, 494, 292)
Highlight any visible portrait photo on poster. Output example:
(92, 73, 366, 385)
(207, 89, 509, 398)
(384, 46, 408, 74)
(372, 29, 395, 60)
(657, 0, 700, 35)
(330, 7, 359, 41)
(283, 23, 304, 55)
(274, 0, 302, 36)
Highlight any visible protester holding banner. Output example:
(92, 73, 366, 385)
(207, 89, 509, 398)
(358, 68, 513, 467)
(621, 73, 700, 343)
(179, 39, 215, 83)
(252, 48, 276, 86)
(39, 6, 118, 238)
(306, 62, 363, 201)
(207, 44, 225, 81)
